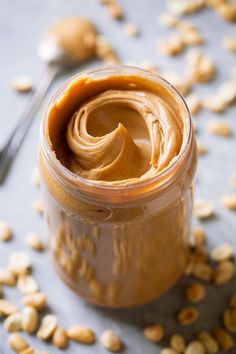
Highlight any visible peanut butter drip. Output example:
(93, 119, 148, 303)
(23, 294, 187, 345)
(47, 74, 186, 185)
(66, 90, 183, 183)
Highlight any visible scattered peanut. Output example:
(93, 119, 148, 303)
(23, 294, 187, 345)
(186, 93, 202, 115)
(37, 314, 57, 340)
(157, 35, 184, 56)
(210, 243, 234, 262)
(99, 330, 122, 352)
(22, 306, 39, 333)
(177, 306, 199, 325)
(223, 310, 236, 332)
(4, 312, 22, 332)
(9, 252, 31, 275)
(52, 327, 68, 349)
(19, 348, 36, 354)
(203, 79, 236, 113)
(67, 325, 95, 344)
(25, 232, 44, 251)
(32, 200, 44, 215)
(186, 49, 216, 83)
(18, 275, 39, 294)
(222, 37, 236, 52)
(197, 141, 208, 156)
(185, 341, 205, 354)
(143, 324, 164, 342)
(213, 261, 235, 285)
(193, 262, 213, 281)
(197, 331, 219, 353)
(96, 35, 118, 64)
(185, 283, 206, 303)
(212, 327, 234, 351)
(0, 268, 16, 286)
(0, 221, 12, 241)
(203, 95, 226, 113)
(159, 12, 179, 27)
(0, 299, 18, 316)
(8, 333, 29, 353)
(170, 334, 186, 352)
(10, 76, 33, 93)
(218, 80, 236, 105)
(220, 194, 236, 211)
(107, 3, 123, 20)
(193, 199, 214, 219)
(215, 3, 236, 22)
(207, 120, 232, 137)
(167, 0, 205, 15)
(161, 349, 178, 354)
(192, 227, 206, 247)
(179, 23, 204, 46)
(22, 292, 47, 311)
(123, 23, 139, 37)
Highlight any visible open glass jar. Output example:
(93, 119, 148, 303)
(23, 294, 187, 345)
(38, 66, 197, 308)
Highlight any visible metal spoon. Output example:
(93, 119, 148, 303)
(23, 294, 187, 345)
(0, 36, 77, 184)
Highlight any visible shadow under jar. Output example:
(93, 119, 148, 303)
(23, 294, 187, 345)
(38, 65, 197, 308)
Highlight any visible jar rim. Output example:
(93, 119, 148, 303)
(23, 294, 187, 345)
(40, 65, 194, 199)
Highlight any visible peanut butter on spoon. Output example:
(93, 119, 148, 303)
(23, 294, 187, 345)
(45, 17, 97, 63)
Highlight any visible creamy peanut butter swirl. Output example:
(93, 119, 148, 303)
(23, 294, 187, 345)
(47, 73, 188, 185)
(66, 89, 183, 183)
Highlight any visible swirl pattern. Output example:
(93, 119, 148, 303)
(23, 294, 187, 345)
(66, 89, 183, 183)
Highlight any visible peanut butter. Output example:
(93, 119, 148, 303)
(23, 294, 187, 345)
(47, 73, 188, 186)
(39, 66, 197, 307)
(45, 17, 97, 63)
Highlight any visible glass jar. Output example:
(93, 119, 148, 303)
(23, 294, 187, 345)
(38, 66, 197, 308)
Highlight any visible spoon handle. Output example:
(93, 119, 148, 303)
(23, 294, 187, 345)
(0, 64, 60, 185)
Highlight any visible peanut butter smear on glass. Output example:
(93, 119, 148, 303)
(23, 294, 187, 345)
(47, 69, 188, 185)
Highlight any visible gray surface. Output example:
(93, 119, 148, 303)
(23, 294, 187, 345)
(0, 0, 236, 353)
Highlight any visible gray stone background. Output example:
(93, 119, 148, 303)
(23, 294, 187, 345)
(0, 0, 236, 353)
